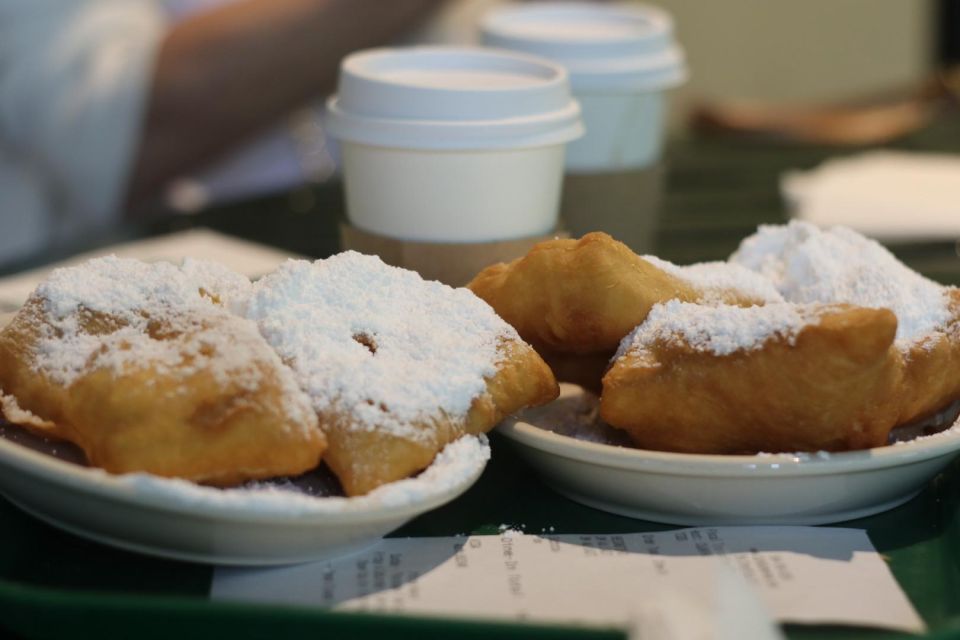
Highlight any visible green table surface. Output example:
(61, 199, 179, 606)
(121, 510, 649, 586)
(1, 115, 959, 640)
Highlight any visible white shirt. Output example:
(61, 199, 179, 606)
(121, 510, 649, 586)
(0, 0, 340, 261)
(0, 0, 486, 265)
(0, 0, 167, 263)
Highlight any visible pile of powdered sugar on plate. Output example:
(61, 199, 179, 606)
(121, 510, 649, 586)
(731, 220, 951, 345)
(890, 419, 960, 447)
(243, 253, 519, 442)
(104, 435, 490, 516)
(753, 450, 835, 462)
(517, 383, 632, 447)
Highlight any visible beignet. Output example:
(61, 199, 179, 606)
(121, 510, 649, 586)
(245, 253, 558, 495)
(601, 301, 902, 453)
(0, 257, 324, 486)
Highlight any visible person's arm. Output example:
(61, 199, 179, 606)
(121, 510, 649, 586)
(126, 0, 442, 211)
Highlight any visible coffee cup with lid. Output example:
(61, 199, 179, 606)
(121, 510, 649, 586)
(326, 46, 584, 283)
(482, 3, 687, 253)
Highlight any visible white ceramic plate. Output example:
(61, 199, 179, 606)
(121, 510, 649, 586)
(498, 384, 960, 526)
(0, 423, 488, 565)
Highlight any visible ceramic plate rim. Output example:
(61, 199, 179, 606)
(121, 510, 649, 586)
(0, 429, 488, 525)
(497, 415, 960, 477)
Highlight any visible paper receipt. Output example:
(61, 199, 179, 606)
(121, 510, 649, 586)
(211, 527, 924, 636)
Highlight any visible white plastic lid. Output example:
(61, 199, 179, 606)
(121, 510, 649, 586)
(325, 46, 583, 151)
(481, 3, 688, 92)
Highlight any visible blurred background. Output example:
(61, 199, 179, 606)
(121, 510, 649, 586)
(1, 0, 958, 277)
(419, 0, 952, 129)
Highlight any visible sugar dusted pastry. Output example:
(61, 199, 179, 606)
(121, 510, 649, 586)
(732, 221, 960, 424)
(245, 253, 558, 496)
(0, 257, 325, 486)
(602, 301, 902, 453)
(468, 232, 782, 390)
(180, 256, 256, 313)
(468, 233, 697, 355)
(640, 255, 783, 307)
(470, 232, 784, 355)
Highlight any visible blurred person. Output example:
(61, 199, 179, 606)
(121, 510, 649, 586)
(0, 0, 442, 263)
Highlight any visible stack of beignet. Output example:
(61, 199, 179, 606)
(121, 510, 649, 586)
(469, 223, 960, 454)
(0, 253, 557, 495)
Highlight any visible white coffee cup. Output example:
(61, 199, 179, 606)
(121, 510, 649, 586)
(481, 3, 687, 252)
(325, 46, 583, 243)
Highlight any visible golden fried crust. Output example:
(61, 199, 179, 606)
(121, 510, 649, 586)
(65, 359, 326, 486)
(323, 338, 558, 496)
(0, 301, 325, 486)
(321, 417, 456, 498)
(535, 348, 614, 395)
(896, 287, 960, 424)
(469, 233, 699, 354)
(464, 339, 560, 432)
(600, 306, 902, 453)
(0, 301, 74, 436)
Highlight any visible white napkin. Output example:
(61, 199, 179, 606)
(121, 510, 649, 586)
(782, 151, 960, 241)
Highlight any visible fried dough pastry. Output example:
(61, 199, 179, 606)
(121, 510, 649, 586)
(245, 253, 558, 496)
(0, 257, 325, 486)
(469, 232, 784, 355)
(601, 301, 902, 453)
(732, 221, 960, 426)
(895, 288, 960, 422)
(469, 233, 696, 354)
(469, 232, 783, 390)
(534, 349, 613, 394)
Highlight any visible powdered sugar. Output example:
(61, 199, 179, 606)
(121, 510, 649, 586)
(530, 383, 632, 446)
(731, 221, 950, 345)
(619, 300, 830, 358)
(24, 256, 314, 430)
(643, 255, 783, 305)
(754, 450, 834, 462)
(36, 256, 202, 321)
(890, 419, 960, 447)
(180, 257, 253, 313)
(106, 434, 489, 515)
(244, 253, 518, 442)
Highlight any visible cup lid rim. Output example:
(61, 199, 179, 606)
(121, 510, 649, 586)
(481, 2, 675, 46)
(325, 95, 584, 150)
(342, 46, 569, 90)
(326, 45, 584, 150)
(480, 2, 688, 90)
